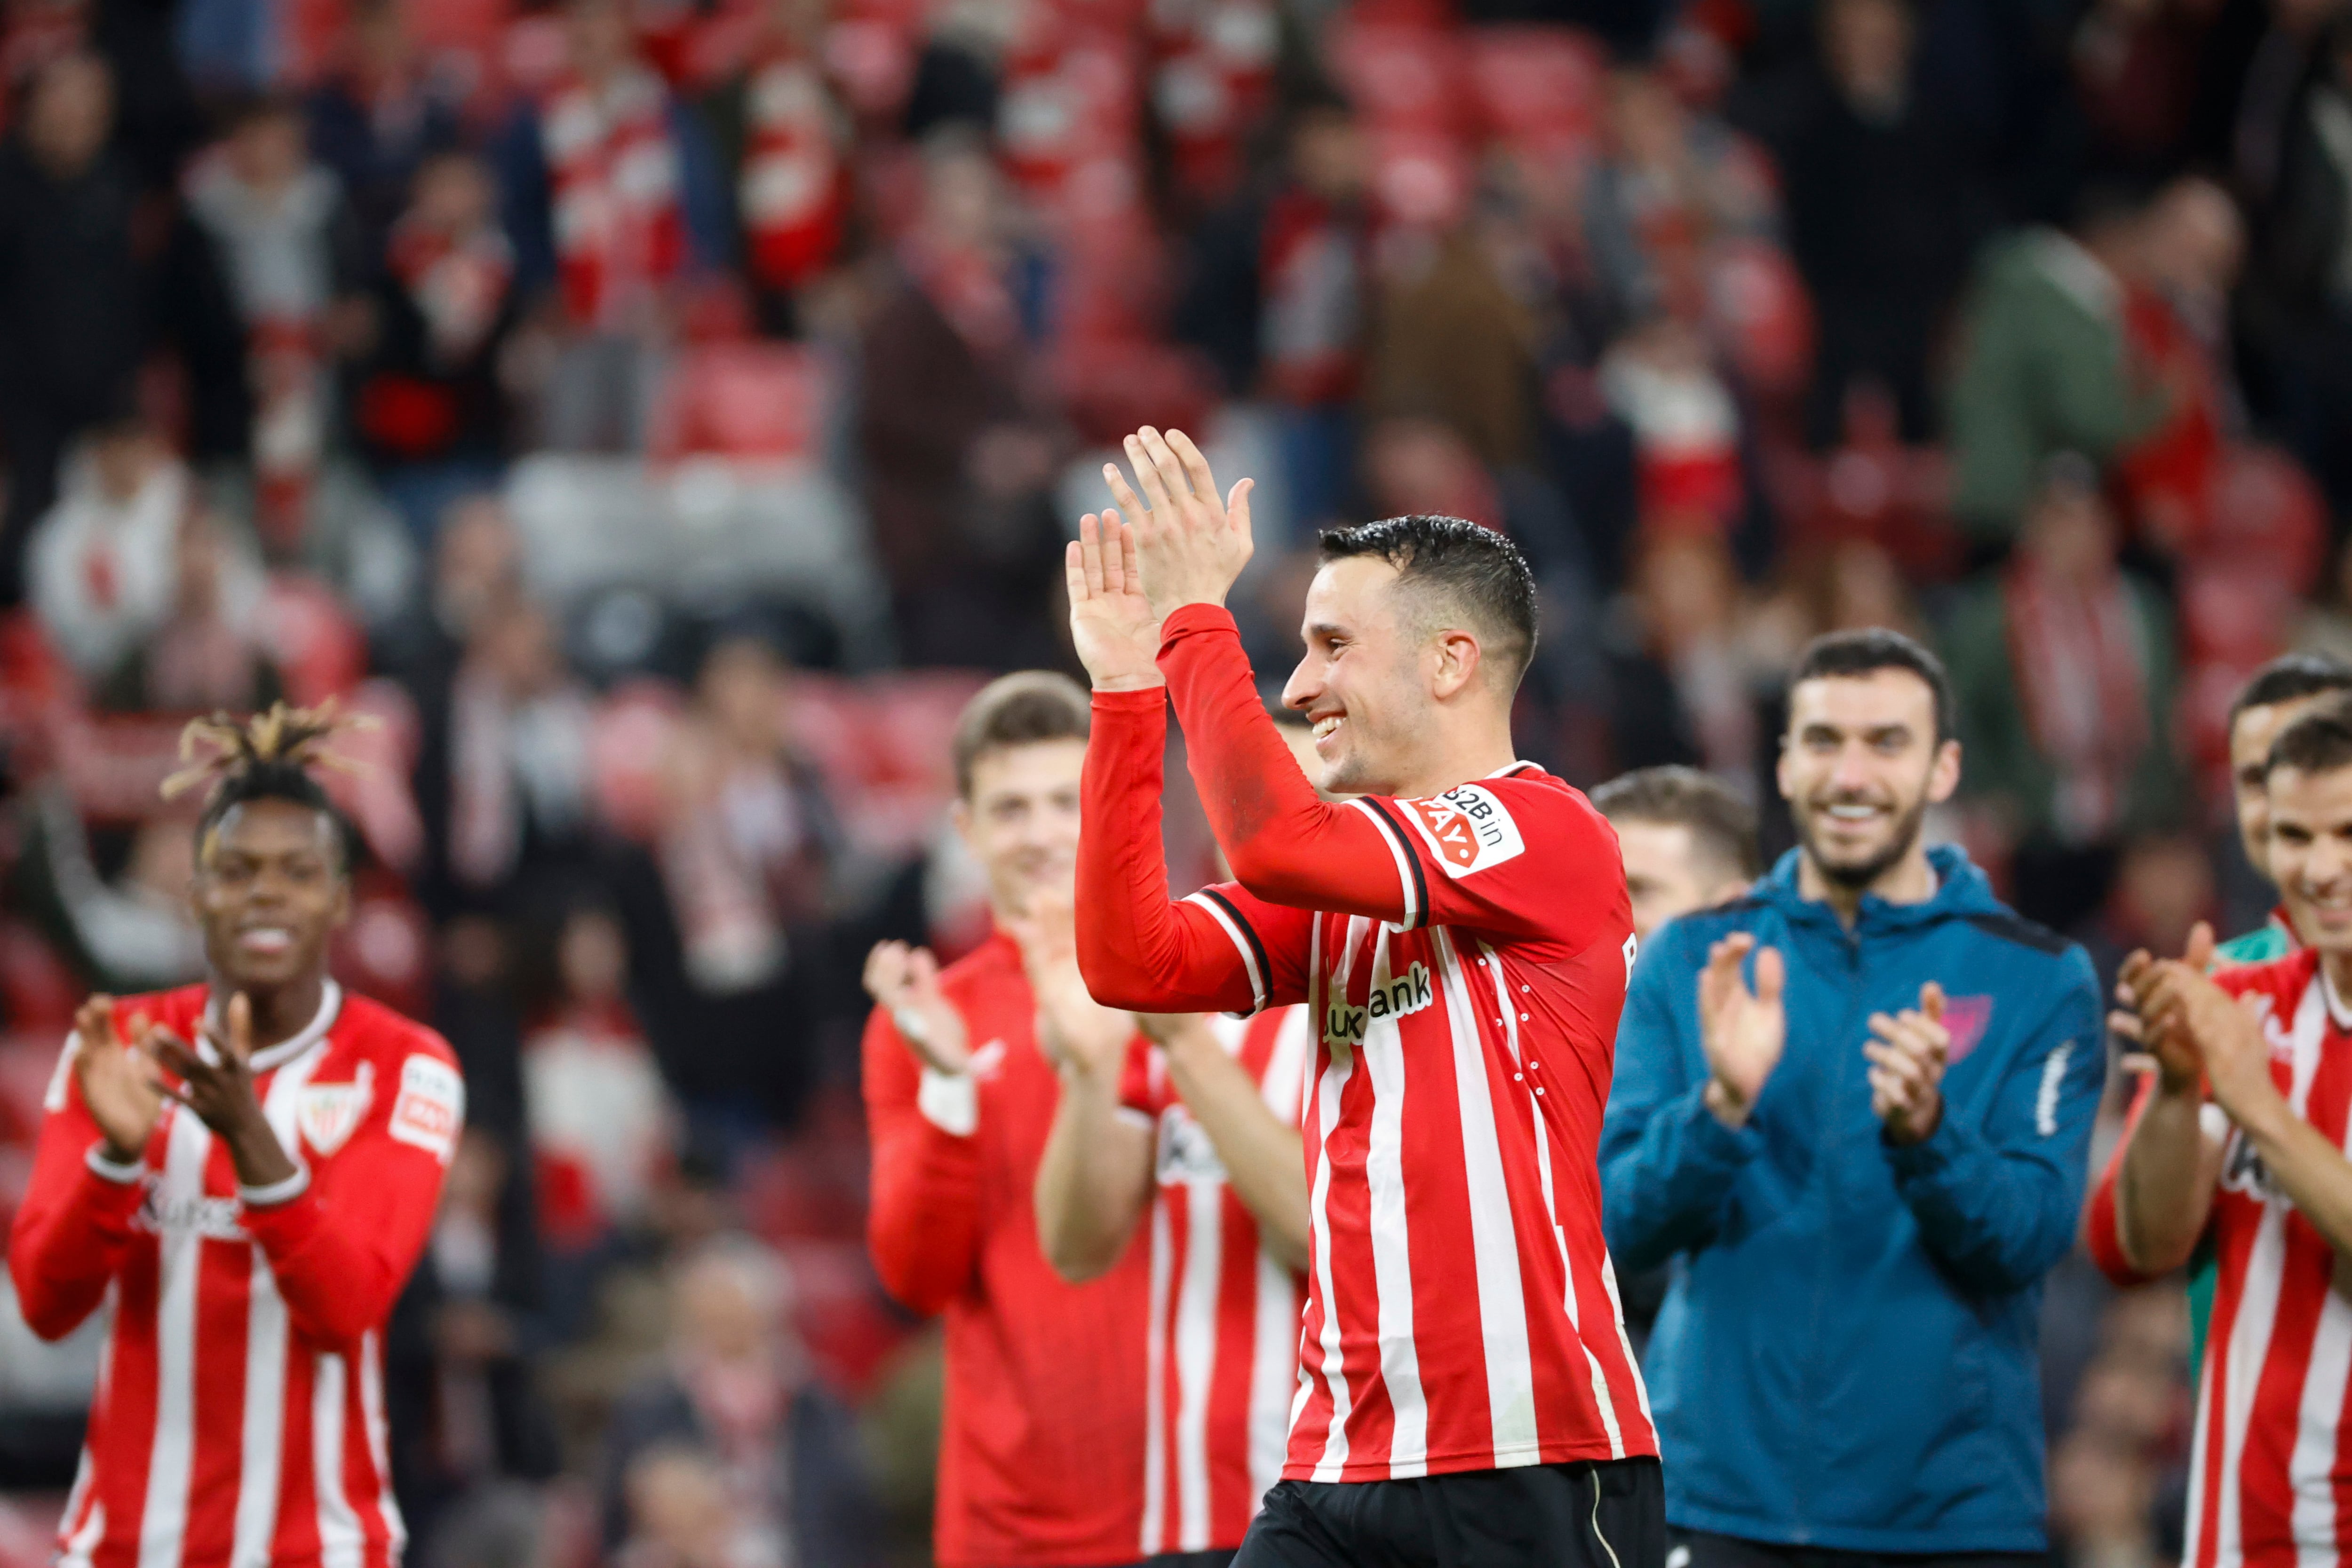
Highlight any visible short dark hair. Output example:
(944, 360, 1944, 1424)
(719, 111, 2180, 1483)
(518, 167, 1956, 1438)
(2230, 653, 2352, 730)
(1317, 515, 1539, 687)
(952, 671, 1091, 797)
(1788, 628, 1954, 744)
(1590, 766, 1761, 879)
(2267, 701, 2352, 779)
(166, 705, 358, 875)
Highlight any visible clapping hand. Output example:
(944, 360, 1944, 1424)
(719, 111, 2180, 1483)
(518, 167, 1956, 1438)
(1104, 427, 1255, 622)
(864, 941, 972, 1074)
(1066, 510, 1164, 693)
(143, 994, 298, 1188)
(1005, 892, 1134, 1080)
(1697, 934, 1785, 1128)
(1865, 983, 1949, 1145)
(71, 995, 165, 1164)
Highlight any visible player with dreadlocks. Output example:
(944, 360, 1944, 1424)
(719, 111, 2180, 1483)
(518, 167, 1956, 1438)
(7, 703, 465, 1568)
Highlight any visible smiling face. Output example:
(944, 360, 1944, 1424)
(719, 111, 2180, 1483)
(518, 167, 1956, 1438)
(954, 739, 1086, 918)
(190, 797, 350, 995)
(2264, 763, 2352, 955)
(1778, 669, 1958, 890)
(1283, 556, 1443, 797)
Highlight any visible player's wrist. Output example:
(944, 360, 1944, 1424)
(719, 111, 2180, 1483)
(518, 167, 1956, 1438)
(1089, 670, 1167, 692)
(1702, 1077, 1752, 1129)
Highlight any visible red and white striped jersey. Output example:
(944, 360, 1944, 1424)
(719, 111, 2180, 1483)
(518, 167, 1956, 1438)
(1189, 771, 1656, 1482)
(1120, 1006, 1312, 1554)
(2187, 948, 2352, 1568)
(5, 982, 463, 1568)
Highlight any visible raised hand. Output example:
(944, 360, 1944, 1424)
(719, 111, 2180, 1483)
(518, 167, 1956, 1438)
(2137, 960, 2276, 1127)
(1865, 982, 1949, 1145)
(2116, 920, 2223, 1093)
(1698, 934, 1786, 1128)
(1104, 427, 1255, 621)
(144, 994, 297, 1188)
(864, 941, 972, 1074)
(1005, 893, 1134, 1079)
(1066, 510, 1164, 693)
(71, 995, 164, 1164)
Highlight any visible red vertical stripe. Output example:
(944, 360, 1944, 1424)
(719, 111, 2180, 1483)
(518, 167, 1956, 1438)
(1207, 1186, 1259, 1542)
(1400, 996, 1492, 1470)
(95, 1244, 162, 1564)
(183, 1141, 252, 1565)
(274, 1345, 321, 1564)
(2198, 1188, 2266, 1568)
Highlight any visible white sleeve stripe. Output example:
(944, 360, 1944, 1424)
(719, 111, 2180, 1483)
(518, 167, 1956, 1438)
(1185, 891, 1267, 1013)
(85, 1143, 145, 1184)
(1347, 799, 1420, 928)
(238, 1163, 312, 1208)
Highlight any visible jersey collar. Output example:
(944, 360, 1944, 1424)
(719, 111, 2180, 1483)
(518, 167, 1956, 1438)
(1486, 761, 1542, 779)
(203, 980, 345, 1074)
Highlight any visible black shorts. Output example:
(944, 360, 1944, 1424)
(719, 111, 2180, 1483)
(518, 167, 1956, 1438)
(1665, 1529, 2043, 1568)
(1234, 1456, 1665, 1568)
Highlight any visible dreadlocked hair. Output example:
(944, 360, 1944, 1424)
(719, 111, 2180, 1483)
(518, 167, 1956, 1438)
(162, 701, 373, 873)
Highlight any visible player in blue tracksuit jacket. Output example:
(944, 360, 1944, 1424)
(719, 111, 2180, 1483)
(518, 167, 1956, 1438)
(1601, 629, 2105, 1566)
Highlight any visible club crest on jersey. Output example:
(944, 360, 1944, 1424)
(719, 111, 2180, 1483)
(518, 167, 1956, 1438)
(1325, 961, 1435, 1045)
(1155, 1105, 1229, 1186)
(297, 1061, 373, 1156)
(389, 1054, 464, 1163)
(1401, 784, 1525, 878)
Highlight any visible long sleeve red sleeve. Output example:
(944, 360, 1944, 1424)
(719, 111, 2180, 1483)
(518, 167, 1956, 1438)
(862, 1005, 986, 1315)
(8, 1038, 148, 1341)
(1156, 604, 1414, 922)
(240, 1044, 462, 1345)
(1077, 686, 1269, 1014)
(2082, 1072, 2167, 1286)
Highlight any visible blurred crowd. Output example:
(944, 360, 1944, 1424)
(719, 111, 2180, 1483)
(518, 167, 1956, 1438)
(0, 0, 2339, 1554)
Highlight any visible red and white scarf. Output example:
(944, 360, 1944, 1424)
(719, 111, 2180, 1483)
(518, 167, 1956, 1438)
(739, 47, 845, 290)
(388, 214, 514, 366)
(540, 64, 686, 329)
(2005, 562, 2152, 843)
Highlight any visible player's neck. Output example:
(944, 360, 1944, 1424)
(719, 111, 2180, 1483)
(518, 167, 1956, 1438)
(220, 973, 330, 1051)
(1797, 844, 1936, 930)
(1381, 718, 1520, 800)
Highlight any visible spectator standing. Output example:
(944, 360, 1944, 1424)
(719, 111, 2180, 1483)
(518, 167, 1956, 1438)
(0, 52, 145, 602)
(351, 150, 522, 545)
(1945, 190, 2176, 548)
(1602, 629, 2106, 1563)
(1943, 455, 2184, 931)
(859, 673, 1150, 1568)
(1733, 0, 1987, 446)
(698, 0, 850, 336)
(497, 0, 729, 453)
(26, 416, 202, 682)
(304, 0, 467, 256)
(601, 1238, 879, 1568)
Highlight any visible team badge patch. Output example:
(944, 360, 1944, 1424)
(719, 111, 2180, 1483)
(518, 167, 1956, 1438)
(1401, 784, 1526, 877)
(1939, 996, 1993, 1063)
(297, 1061, 374, 1156)
(388, 1054, 464, 1162)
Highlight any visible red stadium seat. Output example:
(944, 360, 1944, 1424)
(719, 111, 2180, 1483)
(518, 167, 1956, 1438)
(2203, 443, 2328, 598)
(587, 680, 685, 843)
(258, 573, 369, 709)
(1464, 25, 1605, 149)
(648, 343, 826, 464)
(1325, 19, 1468, 136)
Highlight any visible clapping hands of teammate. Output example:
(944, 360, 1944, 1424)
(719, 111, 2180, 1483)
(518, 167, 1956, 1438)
(865, 941, 972, 1075)
(143, 994, 299, 1188)
(1104, 427, 1255, 622)
(1006, 893, 1134, 1081)
(1865, 983, 1949, 1146)
(2124, 931, 2280, 1132)
(1698, 934, 1785, 1129)
(1066, 509, 1164, 693)
(72, 995, 166, 1164)
(2112, 921, 2218, 1093)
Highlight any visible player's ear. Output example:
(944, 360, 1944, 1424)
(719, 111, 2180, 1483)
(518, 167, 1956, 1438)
(1928, 738, 1962, 805)
(1430, 629, 1480, 701)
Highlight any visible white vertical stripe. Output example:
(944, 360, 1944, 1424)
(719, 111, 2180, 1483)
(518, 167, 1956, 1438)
(230, 1048, 323, 1568)
(313, 1353, 365, 1568)
(1432, 931, 1538, 1466)
(1140, 1198, 1173, 1556)
(138, 1111, 211, 1568)
(1347, 802, 1418, 927)
(357, 1331, 405, 1555)
(1261, 1008, 1312, 1128)
(1359, 925, 1427, 1476)
(2289, 1022, 2352, 1568)
(1522, 1016, 1625, 1459)
(1174, 1179, 1223, 1550)
(1248, 1250, 1299, 1511)
(2217, 982, 2326, 1566)
(1306, 917, 1359, 1483)
(1597, 1252, 1653, 1425)
(2185, 1319, 2219, 1568)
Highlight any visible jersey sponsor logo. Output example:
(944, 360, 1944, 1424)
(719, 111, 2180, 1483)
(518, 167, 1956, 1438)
(1400, 784, 1525, 878)
(1942, 995, 1993, 1063)
(1323, 961, 1434, 1046)
(1155, 1104, 1229, 1186)
(297, 1061, 374, 1157)
(388, 1054, 464, 1163)
(137, 1190, 248, 1242)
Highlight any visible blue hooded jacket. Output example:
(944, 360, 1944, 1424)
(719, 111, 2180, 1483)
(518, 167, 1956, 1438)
(1601, 844, 2104, 1553)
